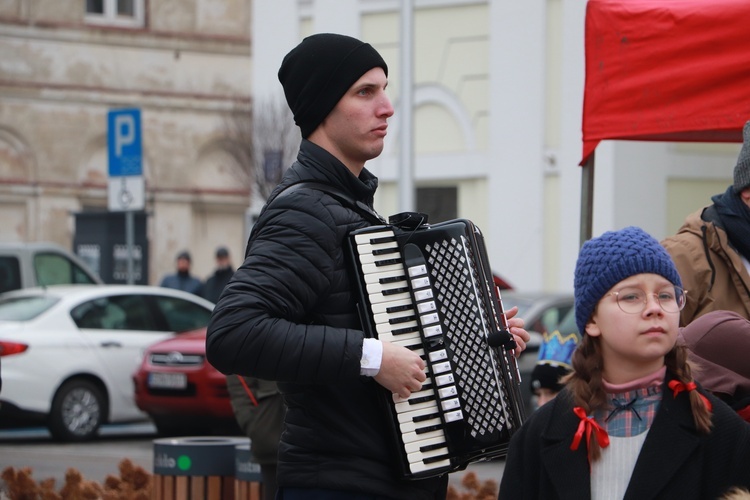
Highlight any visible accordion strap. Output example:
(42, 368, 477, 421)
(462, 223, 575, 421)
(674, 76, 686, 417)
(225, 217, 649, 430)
(276, 182, 385, 225)
(245, 181, 385, 257)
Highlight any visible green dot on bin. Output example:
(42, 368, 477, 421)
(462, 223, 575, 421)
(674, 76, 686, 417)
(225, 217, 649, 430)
(177, 455, 191, 470)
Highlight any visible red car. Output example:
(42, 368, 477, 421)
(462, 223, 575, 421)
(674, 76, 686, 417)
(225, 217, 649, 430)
(132, 327, 240, 436)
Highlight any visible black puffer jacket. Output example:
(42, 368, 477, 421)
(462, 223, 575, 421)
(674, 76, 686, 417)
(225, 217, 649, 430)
(206, 140, 446, 499)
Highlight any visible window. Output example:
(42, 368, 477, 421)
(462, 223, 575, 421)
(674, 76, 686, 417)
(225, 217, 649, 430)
(0, 257, 22, 294)
(417, 187, 458, 224)
(34, 253, 99, 287)
(155, 296, 213, 333)
(108, 294, 156, 330)
(0, 296, 59, 322)
(72, 295, 157, 331)
(72, 294, 210, 332)
(86, 0, 144, 27)
(73, 298, 127, 330)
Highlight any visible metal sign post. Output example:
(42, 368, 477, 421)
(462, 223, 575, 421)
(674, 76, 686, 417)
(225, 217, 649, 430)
(107, 108, 144, 284)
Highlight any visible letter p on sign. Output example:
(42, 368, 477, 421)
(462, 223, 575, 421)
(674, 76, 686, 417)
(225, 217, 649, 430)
(115, 114, 135, 156)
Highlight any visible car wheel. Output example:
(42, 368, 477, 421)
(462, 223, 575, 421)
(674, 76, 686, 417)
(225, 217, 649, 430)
(48, 379, 106, 442)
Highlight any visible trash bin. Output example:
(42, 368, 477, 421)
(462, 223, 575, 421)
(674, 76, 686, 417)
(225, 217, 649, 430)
(152, 436, 249, 500)
(234, 443, 263, 500)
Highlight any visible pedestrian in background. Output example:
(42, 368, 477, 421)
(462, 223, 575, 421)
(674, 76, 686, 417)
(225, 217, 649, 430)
(662, 119, 750, 325)
(159, 250, 203, 296)
(226, 375, 284, 500)
(529, 327, 580, 409)
(500, 226, 750, 500)
(202, 246, 234, 303)
(206, 32, 530, 500)
(679, 310, 750, 422)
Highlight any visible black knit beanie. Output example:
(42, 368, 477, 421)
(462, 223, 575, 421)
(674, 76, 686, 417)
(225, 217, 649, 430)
(278, 33, 388, 138)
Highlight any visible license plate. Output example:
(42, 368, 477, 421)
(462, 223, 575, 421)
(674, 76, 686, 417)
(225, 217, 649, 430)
(148, 372, 187, 389)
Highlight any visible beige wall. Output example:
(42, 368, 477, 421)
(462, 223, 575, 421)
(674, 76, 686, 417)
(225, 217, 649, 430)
(666, 179, 731, 235)
(664, 142, 736, 234)
(357, 4, 492, 217)
(361, 4, 489, 156)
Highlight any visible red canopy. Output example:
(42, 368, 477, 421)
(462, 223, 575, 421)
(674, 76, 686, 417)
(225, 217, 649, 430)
(581, 0, 750, 166)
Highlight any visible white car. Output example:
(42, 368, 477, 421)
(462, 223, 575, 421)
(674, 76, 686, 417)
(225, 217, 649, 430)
(0, 285, 215, 441)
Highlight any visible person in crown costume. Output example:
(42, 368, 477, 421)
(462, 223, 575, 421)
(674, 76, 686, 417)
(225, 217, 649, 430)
(530, 326, 581, 408)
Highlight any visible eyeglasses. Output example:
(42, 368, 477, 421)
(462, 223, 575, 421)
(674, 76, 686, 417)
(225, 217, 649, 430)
(608, 286, 687, 314)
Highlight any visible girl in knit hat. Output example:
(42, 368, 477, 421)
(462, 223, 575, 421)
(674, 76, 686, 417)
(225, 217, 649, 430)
(499, 226, 750, 500)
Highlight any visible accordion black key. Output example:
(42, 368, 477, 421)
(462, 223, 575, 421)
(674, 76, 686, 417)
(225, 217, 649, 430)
(348, 218, 526, 479)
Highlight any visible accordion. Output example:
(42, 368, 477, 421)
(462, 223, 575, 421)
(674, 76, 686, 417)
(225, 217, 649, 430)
(347, 216, 526, 479)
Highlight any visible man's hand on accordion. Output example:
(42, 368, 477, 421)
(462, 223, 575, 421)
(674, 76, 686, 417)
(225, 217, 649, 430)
(505, 305, 531, 358)
(375, 342, 427, 399)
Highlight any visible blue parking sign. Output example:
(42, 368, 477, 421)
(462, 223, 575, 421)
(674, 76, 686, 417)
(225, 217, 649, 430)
(108, 108, 142, 177)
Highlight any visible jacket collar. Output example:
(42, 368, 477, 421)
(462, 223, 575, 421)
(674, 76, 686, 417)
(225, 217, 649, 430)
(292, 139, 379, 204)
(540, 375, 701, 500)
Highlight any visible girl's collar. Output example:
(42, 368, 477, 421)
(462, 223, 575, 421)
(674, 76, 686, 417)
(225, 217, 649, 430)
(602, 366, 666, 393)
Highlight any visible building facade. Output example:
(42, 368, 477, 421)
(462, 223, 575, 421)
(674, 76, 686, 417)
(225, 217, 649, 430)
(0, 0, 740, 292)
(0, 0, 252, 284)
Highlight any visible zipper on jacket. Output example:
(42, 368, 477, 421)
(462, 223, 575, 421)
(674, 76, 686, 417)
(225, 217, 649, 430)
(701, 225, 716, 292)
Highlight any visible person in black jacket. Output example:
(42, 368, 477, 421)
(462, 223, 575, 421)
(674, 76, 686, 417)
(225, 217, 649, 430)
(206, 33, 530, 500)
(159, 250, 203, 296)
(202, 246, 234, 303)
(226, 375, 283, 500)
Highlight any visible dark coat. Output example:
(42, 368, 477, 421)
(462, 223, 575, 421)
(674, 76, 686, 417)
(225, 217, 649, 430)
(159, 272, 203, 296)
(498, 375, 750, 500)
(226, 376, 283, 465)
(206, 140, 446, 499)
(202, 266, 234, 304)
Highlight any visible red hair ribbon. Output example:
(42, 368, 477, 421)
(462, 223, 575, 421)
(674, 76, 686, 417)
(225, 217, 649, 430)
(737, 405, 750, 423)
(571, 407, 610, 452)
(668, 380, 712, 411)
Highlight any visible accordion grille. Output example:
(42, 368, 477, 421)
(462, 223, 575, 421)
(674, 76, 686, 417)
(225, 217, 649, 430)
(424, 236, 513, 438)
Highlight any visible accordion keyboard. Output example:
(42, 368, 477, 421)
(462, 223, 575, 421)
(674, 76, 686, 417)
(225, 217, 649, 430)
(353, 228, 455, 475)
